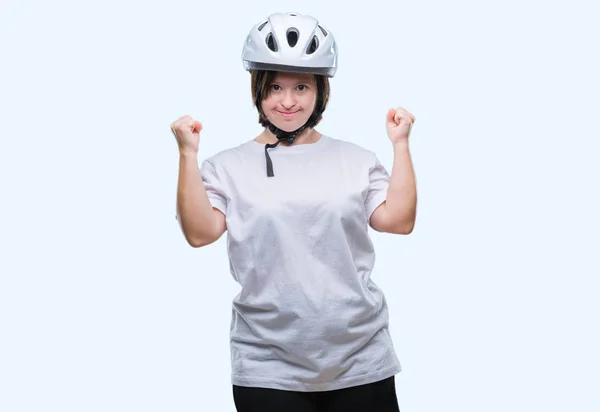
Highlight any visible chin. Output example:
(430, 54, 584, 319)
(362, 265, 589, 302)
(268, 116, 309, 132)
(273, 122, 301, 132)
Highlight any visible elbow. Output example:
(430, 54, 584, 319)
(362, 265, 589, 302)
(188, 238, 207, 248)
(401, 211, 417, 234)
(187, 234, 216, 248)
(402, 223, 415, 235)
(184, 233, 204, 248)
(177, 216, 220, 248)
(396, 218, 416, 235)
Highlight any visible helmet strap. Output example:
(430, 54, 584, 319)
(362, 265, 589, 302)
(263, 110, 322, 177)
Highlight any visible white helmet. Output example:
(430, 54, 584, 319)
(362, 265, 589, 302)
(242, 12, 338, 77)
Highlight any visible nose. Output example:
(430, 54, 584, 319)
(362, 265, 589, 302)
(280, 90, 296, 110)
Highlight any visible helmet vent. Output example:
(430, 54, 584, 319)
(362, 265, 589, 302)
(286, 28, 299, 47)
(289, 13, 297, 16)
(318, 25, 328, 36)
(258, 21, 268, 31)
(307, 35, 319, 54)
(266, 32, 278, 52)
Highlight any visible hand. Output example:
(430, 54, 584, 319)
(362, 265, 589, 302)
(170, 114, 203, 154)
(386, 107, 415, 144)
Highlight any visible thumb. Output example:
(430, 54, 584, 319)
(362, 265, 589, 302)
(386, 108, 396, 124)
(192, 120, 203, 134)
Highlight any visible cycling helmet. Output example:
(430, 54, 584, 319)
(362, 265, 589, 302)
(242, 12, 338, 77)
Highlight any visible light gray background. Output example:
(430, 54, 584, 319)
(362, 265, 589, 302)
(1, 0, 599, 411)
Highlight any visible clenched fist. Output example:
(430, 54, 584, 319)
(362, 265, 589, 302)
(386, 107, 415, 144)
(170, 115, 203, 154)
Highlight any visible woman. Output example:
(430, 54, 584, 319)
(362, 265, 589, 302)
(171, 12, 417, 412)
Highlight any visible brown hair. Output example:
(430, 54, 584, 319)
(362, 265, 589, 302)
(250, 70, 330, 127)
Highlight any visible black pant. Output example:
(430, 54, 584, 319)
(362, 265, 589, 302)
(233, 376, 400, 412)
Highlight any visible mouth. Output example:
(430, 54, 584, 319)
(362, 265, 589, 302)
(276, 110, 300, 118)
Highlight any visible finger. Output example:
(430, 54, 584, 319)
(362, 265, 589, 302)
(386, 108, 396, 123)
(172, 115, 191, 130)
(176, 114, 191, 124)
(395, 107, 413, 118)
(185, 119, 196, 132)
(394, 113, 407, 124)
(394, 112, 415, 125)
(175, 118, 195, 131)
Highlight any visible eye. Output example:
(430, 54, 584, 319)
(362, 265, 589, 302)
(270, 84, 281, 91)
(296, 84, 308, 91)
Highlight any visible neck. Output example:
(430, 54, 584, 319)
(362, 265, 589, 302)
(258, 127, 321, 146)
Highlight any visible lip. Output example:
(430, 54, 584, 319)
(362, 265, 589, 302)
(277, 110, 300, 118)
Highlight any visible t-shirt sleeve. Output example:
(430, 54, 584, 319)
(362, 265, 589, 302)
(199, 159, 228, 215)
(364, 154, 390, 221)
(175, 159, 228, 225)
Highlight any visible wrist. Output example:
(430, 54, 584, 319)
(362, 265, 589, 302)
(179, 150, 199, 159)
(392, 139, 410, 151)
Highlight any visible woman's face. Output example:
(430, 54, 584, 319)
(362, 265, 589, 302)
(261, 72, 317, 132)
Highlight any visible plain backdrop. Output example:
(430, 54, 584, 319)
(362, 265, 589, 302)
(1, 0, 599, 411)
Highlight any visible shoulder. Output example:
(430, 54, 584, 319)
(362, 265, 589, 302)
(202, 140, 255, 167)
(326, 135, 378, 162)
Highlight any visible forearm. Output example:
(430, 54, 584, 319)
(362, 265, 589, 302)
(385, 140, 417, 232)
(176, 152, 218, 245)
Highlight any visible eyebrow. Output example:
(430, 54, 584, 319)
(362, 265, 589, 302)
(270, 80, 312, 85)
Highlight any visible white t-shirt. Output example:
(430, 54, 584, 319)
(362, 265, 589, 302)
(190, 134, 401, 391)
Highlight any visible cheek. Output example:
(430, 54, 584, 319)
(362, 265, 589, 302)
(260, 96, 273, 113)
(304, 93, 317, 112)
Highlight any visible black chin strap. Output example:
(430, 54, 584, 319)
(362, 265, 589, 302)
(264, 123, 308, 177)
